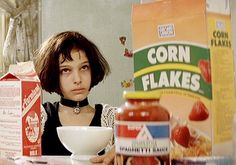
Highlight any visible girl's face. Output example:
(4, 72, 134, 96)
(59, 49, 91, 101)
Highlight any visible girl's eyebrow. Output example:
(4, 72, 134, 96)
(59, 64, 70, 67)
(59, 64, 71, 70)
(81, 61, 90, 65)
(59, 61, 89, 67)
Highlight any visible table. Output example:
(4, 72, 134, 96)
(0, 156, 102, 165)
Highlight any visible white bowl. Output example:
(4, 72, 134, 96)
(57, 126, 113, 160)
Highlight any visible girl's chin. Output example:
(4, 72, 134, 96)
(72, 95, 87, 101)
(63, 92, 88, 101)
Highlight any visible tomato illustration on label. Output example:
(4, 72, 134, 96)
(198, 59, 211, 84)
(189, 100, 209, 121)
(171, 125, 190, 148)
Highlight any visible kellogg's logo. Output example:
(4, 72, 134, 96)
(216, 20, 225, 30)
(158, 24, 175, 38)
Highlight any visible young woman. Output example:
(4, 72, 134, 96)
(34, 31, 116, 164)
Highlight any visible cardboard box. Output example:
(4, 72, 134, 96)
(0, 61, 41, 158)
(132, 0, 235, 159)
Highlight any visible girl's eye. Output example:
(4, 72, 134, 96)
(60, 68, 70, 74)
(81, 65, 89, 71)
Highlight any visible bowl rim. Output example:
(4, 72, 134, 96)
(56, 126, 113, 131)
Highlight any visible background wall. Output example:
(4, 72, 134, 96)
(41, 0, 139, 107)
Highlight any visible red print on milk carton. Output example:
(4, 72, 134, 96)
(0, 61, 42, 158)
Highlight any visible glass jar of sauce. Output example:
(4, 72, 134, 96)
(115, 91, 170, 165)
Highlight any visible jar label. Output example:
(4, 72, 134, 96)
(115, 120, 170, 156)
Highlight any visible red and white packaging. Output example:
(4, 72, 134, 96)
(0, 61, 41, 158)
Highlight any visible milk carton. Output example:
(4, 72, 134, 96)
(132, 0, 235, 159)
(0, 61, 41, 158)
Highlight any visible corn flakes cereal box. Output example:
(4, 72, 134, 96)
(132, 0, 236, 159)
(0, 61, 41, 158)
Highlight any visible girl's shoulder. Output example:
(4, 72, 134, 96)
(99, 104, 117, 152)
(100, 103, 117, 128)
(101, 103, 117, 115)
(41, 101, 60, 134)
(42, 101, 60, 116)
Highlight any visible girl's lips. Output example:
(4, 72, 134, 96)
(71, 88, 85, 93)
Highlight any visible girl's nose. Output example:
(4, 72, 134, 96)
(73, 71, 81, 85)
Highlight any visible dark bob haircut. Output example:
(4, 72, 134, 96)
(34, 31, 110, 94)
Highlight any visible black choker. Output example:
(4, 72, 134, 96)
(60, 97, 89, 114)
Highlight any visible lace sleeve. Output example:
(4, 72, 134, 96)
(101, 104, 117, 152)
(41, 105, 47, 135)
